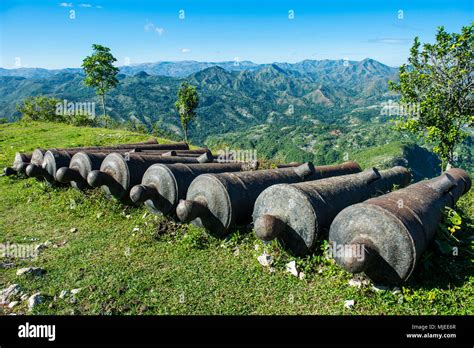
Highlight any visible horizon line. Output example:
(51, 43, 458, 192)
(0, 57, 400, 71)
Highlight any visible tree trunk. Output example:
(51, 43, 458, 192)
(101, 94, 106, 119)
(183, 123, 188, 144)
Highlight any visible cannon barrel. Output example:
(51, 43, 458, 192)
(27, 140, 159, 168)
(55, 149, 211, 190)
(26, 140, 182, 168)
(26, 144, 200, 183)
(252, 166, 411, 255)
(329, 168, 471, 284)
(130, 161, 259, 216)
(176, 161, 361, 236)
(87, 152, 213, 201)
(3, 153, 32, 176)
(56, 152, 110, 190)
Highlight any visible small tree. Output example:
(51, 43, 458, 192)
(175, 82, 199, 143)
(82, 44, 119, 119)
(17, 96, 61, 122)
(389, 24, 473, 170)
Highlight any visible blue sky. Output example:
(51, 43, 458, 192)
(0, 0, 472, 69)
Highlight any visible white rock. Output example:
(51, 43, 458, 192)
(71, 288, 81, 295)
(257, 252, 273, 267)
(20, 294, 28, 301)
(269, 267, 275, 273)
(70, 227, 78, 233)
(254, 244, 260, 251)
(0, 284, 21, 305)
(8, 301, 19, 308)
(132, 227, 140, 232)
(344, 299, 355, 309)
(28, 293, 43, 311)
(285, 261, 299, 277)
(348, 279, 362, 288)
(16, 267, 45, 277)
(298, 272, 306, 280)
(59, 290, 69, 299)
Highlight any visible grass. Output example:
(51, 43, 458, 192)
(0, 121, 473, 315)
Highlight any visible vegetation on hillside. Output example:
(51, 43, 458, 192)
(389, 24, 474, 170)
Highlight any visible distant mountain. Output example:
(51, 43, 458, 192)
(0, 58, 397, 79)
(0, 59, 398, 143)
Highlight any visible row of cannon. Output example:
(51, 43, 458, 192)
(4, 139, 471, 284)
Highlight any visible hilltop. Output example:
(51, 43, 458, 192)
(0, 122, 473, 315)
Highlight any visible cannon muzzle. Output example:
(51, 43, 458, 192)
(176, 198, 210, 223)
(56, 167, 83, 184)
(26, 163, 53, 181)
(130, 184, 156, 204)
(254, 214, 289, 242)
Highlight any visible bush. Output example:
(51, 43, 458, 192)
(17, 96, 63, 122)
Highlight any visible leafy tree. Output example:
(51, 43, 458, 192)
(82, 44, 119, 119)
(17, 96, 62, 122)
(175, 82, 199, 143)
(389, 24, 473, 170)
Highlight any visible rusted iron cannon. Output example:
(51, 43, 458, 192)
(25, 143, 195, 182)
(3, 153, 33, 176)
(329, 168, 471, 284)
(56, 152, 111, 190)
(25, 140, 181, 168)
(176, 161, 361, 236)
(130, 161, 259, 216)
(253, 166, 411, 255)
(87, 152, 213, 200)
(55, 149, 212, 190)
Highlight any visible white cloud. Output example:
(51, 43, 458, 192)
(144, 22, 165, 36)
(181, 48, 191, 53)
(79, 3, 92, 7)
(144, 22, 154, 32)
(59, 2, 73, 7)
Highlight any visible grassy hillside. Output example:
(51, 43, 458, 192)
(0, 122, 472, 315)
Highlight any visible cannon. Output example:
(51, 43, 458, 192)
(3, 153, 33, 176)
(176, 161, 361, 236)
(25, 143, 196, 183)
(55, 149, 212, 190)
(87, 152, 213, 201)
(24, 140, 180, 169)
(329, 168, 471, 284)
(130, 161, 259, 216)
(252, 166, 411, 255)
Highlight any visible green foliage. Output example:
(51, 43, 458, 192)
(175, 82, 199, 143)
(82, 44, 120, 117)
(17, 95, 62, 122)
(389, 24, 474, 168)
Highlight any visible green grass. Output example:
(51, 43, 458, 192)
(0, 121, 473, 315)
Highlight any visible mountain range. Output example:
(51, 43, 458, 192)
(0, 58, 398, 140)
